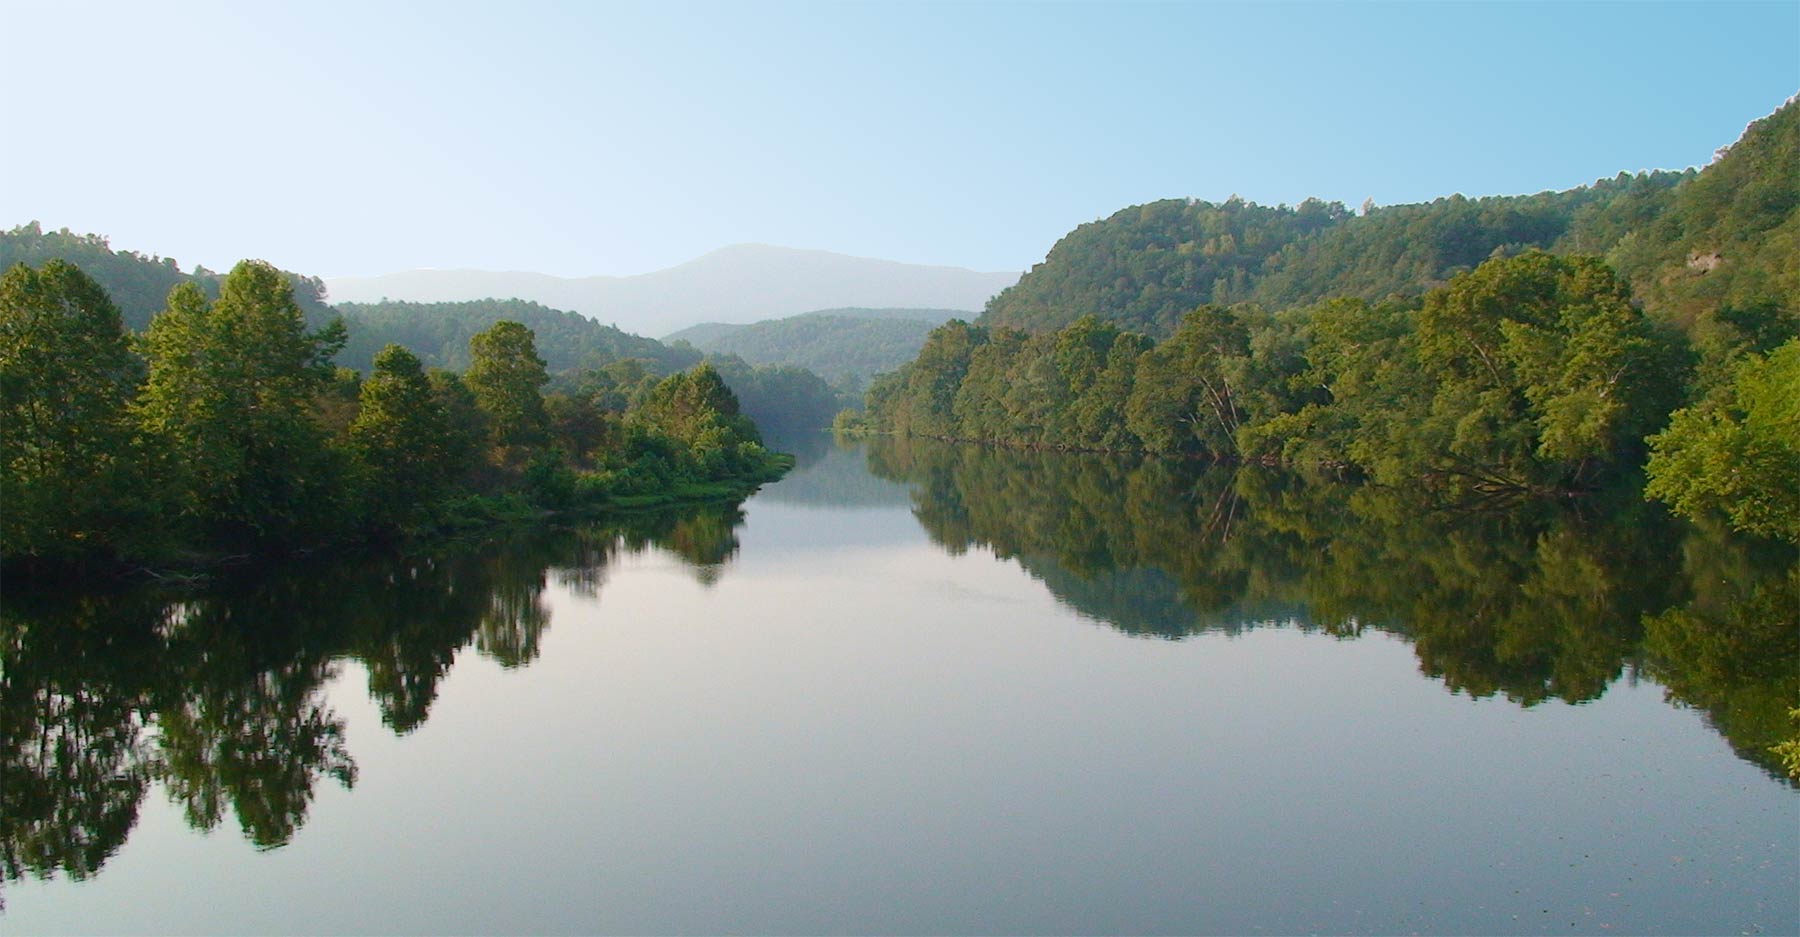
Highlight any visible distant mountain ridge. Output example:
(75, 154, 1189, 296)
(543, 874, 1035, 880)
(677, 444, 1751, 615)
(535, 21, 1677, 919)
(325, 244, 1019, 337)
(665, 307, 959, 388)
(333, 298, 701, 376)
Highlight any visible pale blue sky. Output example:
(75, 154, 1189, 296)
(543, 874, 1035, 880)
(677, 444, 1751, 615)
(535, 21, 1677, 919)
(3, 1, 1795, 280)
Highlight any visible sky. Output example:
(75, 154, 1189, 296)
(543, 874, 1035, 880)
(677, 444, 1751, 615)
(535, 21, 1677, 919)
(3, 1, 1796, 279)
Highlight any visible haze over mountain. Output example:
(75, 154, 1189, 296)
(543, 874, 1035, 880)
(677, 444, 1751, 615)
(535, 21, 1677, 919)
(324, 244, 1019, 338)
(665, 307, 961, 389)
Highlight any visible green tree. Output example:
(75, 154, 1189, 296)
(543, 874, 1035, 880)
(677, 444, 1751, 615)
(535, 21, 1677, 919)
(136, 261, 347, 543)
(636, 363, 764, 477)
(426, 369, 486, 485)
(1248, 297, 1432, 476)
(349, 345, 450, 529)
(1645, 338, 1800, 541)
(0, 261, 148, 561)
(1125, 306, 1254, 455)
(464, 320, 549, 450)
(1413, 252, 1681, 488)
(883, 321, 986, 438)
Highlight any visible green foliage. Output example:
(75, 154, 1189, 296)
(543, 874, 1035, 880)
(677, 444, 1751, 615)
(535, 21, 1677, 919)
(875, 320, 988, 438)
(704, 354, 843, 437)
(1604, 101, 1800, 340)
(1409, 252, 1684, 487)
(1775, 710, 1800, 780)
(978, 181, 1697, 340)
(666, 312, 946, 387)
(1252, 182, 1680, 312)
(984, 196, 1348, 335)
(426, 369, 487, 487)
(633, 363, 769, 479)
(871, 252, 1688, 492)
(349, 345, 453, 529)
(335, 298, 699, 376)
(0, 261, 150, 561)
(1125, 306, 1256, 455)
(972, 102, 1796, 410)
(135, 261, 349, 545)
(1, 260, 792, 570)
(1251, 297, 1431, 475)
(1645, 339, 1800, 541)
(0, 222, 333, 332)
(464, 320, 550, 450)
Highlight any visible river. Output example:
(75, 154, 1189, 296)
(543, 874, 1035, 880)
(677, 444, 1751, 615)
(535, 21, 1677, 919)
(3, 438, 1796, 934)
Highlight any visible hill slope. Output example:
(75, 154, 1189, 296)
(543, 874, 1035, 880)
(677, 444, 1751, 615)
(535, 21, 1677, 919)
(334, 299, 701, 375)
(978, 95, 1796, 341)
(667, 313, 945, 387)
(325, 244, 1019, 337)
(0, 223, 334, 331)
(978, 173, 1703, 337)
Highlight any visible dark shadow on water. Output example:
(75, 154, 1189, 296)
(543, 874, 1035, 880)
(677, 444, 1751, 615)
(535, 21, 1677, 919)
(863, 436, 1800, 782)
(0, 501, 751, 890)
(3, 443, 1793, 896)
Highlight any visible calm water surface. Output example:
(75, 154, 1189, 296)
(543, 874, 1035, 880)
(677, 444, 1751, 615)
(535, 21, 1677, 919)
(3, 439, 1796, 934)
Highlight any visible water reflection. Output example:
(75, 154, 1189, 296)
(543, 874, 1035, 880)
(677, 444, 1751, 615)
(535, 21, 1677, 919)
(0, 503, 749, 892)
(3, 443, 1793, 908)
(756, 434, 915, 509)
(862, 437, 1799, 780)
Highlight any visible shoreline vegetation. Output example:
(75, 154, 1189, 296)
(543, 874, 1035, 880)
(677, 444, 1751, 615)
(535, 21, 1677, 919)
(840, 102, 1799, 542)
(1, 258, 793, 583)
(835, 258, 1796, 526)
(97, 455, 794, 591)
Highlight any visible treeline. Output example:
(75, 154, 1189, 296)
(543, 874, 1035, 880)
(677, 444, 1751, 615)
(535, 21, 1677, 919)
(0, 221, 336, 331)
(981, 99, 1795, 339)
(857, 101, 1800, 540)
(862, 438, 1800, 781)
(335, 298, 701, 375)
(980, 178, 1703, 337)
(0, 259, 785, 571)
(856, 251, 1797, 538)
(667, 310, 951, 394)
(334, 302, 841, 442)
(0, 225, 847, 439)
(964, 100, 1798, 400)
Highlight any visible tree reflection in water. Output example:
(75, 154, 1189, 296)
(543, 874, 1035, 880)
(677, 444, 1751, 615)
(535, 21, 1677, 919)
(0, 502, 747, 892)
(3, 446, 1792, 897)
(865, 437, 1798, 781)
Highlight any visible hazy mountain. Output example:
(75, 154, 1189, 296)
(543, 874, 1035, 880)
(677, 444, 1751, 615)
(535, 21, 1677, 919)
(324, 244, 1019, 337)
(663, 321, 749, 347)
(792, 307, 963, 324)
(665, 311, 947, 388)
(333, 298, 701, 375)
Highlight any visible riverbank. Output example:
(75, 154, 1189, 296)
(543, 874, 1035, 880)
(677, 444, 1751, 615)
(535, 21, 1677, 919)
(1, 452, 794, 590)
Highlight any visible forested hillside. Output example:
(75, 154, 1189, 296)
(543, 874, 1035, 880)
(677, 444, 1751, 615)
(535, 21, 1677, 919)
(981, 197, 1348, 335)
(1, 259, 787, 570)
(1598, 99, 1800, 337)
(0, 229, 849, 443)
(0, 222, 335, 330)
(978, 176, 1714, 337)
(335, 299, 701, 375)
(980, 102, 1796, 339)
(859, 100, 1800, 541)
(667, 310, 949, 388)
(324, 244, 1017, 337)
